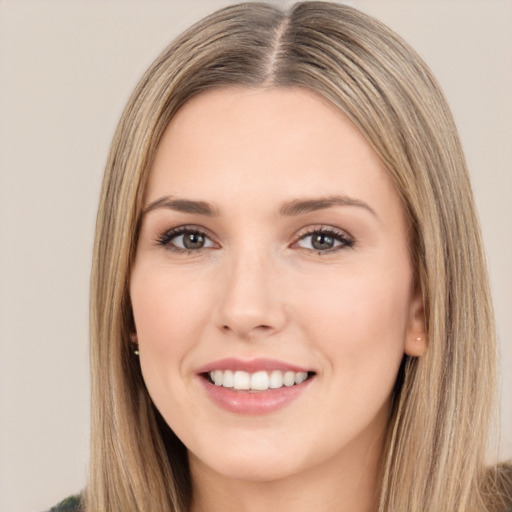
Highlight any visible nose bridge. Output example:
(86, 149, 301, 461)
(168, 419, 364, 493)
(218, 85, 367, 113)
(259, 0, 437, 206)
(216, 242, 286, 338)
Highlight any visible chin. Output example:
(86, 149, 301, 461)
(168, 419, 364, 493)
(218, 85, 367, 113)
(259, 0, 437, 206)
(191, 449, 304, 483)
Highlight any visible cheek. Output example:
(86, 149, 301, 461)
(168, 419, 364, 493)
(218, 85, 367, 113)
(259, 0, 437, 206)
(130, 265, 216, 421)
(131, 265, 212, 351)
(129, 265, 217, 409)
(298, 266, 411, 376)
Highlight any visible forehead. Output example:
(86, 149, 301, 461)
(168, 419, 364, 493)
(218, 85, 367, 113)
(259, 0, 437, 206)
(146, 86, 399, 218)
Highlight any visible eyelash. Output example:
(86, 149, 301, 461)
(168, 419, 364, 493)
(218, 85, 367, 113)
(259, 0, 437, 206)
(155, 225, 355, 255)
(294, 226, 355, 254)
(155, 226, 213, 254)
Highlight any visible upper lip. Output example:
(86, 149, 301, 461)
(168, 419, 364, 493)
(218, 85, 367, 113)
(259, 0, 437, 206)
(196, 357, 312, 374)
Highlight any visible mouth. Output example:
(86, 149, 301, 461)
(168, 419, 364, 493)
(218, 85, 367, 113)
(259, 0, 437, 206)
(201, 369, 316, 392)
(196, 358, 316, 414)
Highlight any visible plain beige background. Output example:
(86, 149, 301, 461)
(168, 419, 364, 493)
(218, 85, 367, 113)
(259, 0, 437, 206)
(0, 1, 510, 511)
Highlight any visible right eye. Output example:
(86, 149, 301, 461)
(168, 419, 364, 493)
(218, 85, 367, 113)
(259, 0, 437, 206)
(156, 227, 216, 253)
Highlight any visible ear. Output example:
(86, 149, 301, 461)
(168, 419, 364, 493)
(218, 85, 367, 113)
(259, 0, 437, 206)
(130, 332, 138, 344)
(404, 287, 427, 357)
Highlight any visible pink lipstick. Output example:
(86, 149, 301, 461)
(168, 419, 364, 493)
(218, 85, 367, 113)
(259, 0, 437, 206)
(196, 358, 315, 415)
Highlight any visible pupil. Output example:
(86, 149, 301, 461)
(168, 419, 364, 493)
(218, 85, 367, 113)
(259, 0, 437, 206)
(312, 233, 334, 250)
(184, 232, 204, 249)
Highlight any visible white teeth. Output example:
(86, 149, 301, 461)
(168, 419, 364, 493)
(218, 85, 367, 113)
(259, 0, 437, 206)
(251, 371, 269, 391)
(223, 369, 234, 388)
(295, 371, 307, 384)
(213, 370, 223, 386)
(283, 371, 295, 387)
(269, 370, 283, 389)
(233, 371, 250, 390)
(208, 369, 310, 391)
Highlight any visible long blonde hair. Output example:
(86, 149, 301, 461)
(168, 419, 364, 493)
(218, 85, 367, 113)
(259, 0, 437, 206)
(87, 2, 509, 511)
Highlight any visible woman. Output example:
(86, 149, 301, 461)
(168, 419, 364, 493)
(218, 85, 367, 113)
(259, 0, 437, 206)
(49, 2, 511, 511)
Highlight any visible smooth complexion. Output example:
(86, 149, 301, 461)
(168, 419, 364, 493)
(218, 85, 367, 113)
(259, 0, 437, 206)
(130, 87, 427, 512)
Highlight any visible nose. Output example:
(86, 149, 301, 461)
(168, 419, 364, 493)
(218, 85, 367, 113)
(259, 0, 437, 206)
(214, 250, 288, 340)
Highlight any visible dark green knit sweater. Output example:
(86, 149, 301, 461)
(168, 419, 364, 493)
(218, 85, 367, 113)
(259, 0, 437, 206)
(46, 494, 82, 512)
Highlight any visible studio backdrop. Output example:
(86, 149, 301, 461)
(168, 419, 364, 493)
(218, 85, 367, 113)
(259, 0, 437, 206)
(0, 1, 510, 511)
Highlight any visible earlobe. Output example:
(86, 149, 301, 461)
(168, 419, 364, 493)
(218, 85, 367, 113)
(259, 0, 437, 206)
(405, 334, 427, 357)
(404, 288, 428, 357)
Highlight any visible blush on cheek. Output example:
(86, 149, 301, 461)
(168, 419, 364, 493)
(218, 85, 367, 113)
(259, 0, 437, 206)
(131, 268, 211, 348)
(299, 270, 410, 387)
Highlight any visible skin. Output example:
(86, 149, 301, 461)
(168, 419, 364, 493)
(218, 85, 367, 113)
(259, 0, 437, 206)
(130, 87, 427, 512)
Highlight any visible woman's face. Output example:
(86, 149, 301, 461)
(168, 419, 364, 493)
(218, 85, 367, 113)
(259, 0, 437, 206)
(130, 87, 426, 485)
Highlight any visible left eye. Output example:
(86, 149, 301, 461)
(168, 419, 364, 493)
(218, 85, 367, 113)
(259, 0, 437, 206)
(296, 229, 353, 252)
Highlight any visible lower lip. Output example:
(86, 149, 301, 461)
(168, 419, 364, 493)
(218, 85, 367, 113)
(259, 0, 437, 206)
(198, 376, 313, 415)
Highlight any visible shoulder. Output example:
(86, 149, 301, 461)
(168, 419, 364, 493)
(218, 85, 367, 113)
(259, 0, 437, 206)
(483, 463, 512, 512)
(44, 494, 83, 512)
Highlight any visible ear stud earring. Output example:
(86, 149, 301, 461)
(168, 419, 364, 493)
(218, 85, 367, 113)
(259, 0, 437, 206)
(130, 333, 139, 355)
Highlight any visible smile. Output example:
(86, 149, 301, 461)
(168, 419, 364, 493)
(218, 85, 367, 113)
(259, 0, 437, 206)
(197, 358, 316, 414)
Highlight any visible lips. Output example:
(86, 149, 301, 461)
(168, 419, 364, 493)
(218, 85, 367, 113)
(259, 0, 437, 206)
(197, 357, 311, 374)
(196, 358, 315, 414)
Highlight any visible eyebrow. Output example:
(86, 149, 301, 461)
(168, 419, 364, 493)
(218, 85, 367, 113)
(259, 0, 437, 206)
(143, 197, 219, 216)
(143, 194, 377, 218)
(279, 195, 377, 218)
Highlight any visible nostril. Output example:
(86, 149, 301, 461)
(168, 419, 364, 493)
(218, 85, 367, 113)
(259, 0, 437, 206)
(222, 324, 272, 332)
